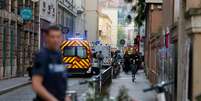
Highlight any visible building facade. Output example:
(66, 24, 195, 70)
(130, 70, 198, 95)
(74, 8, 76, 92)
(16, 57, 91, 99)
(101, 8, 118, 47)
(39, 0, 57, 47)
(57, 0, 77, 39)
(178, 0, 201, 101)
(144, 1, 163, 84)
(0, 0, 39, 79)
(98, 12, 112, 44)
(85, 0, 99, 42)
(145, 0, 201, 101)
(74, 0, 85, 34)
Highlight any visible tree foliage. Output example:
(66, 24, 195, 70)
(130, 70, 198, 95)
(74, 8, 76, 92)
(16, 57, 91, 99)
(125, 0, 146, 30)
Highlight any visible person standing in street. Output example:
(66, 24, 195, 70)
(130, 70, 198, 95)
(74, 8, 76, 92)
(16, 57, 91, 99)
(130, 50, 142, 80)
(32, 25, 71, 101)
(123, 51, 130, 74)
(97, 51, 104, 69)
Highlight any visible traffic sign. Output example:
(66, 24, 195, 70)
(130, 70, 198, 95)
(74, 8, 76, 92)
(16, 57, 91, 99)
(120, 39, 125, 45)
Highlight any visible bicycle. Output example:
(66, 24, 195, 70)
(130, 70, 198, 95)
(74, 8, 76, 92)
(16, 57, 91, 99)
(143, 80, 174, 101)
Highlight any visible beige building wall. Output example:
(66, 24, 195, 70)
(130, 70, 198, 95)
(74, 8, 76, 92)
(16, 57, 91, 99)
(85, 0, 99, 42)
(178, 0, 201, 101)
(101, 8, 118, 47)
(98, 13, 112, 44)
(74, 0, 86, 33)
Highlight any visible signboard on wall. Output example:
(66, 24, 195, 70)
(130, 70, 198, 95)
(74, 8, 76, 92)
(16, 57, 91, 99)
(40, 0, 56, 23)
(20, 8, 33, 21)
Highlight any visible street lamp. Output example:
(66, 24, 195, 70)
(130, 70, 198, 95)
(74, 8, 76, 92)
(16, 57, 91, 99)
(31, 0, 40, 49)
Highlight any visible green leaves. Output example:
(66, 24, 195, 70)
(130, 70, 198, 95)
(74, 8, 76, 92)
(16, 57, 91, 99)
(134, 0, 146, 29)
(125, 0, 146, 29)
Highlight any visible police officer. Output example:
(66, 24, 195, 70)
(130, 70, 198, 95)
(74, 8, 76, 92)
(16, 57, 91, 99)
(130, 51, 141, 77)
(32, 25, 71, 101)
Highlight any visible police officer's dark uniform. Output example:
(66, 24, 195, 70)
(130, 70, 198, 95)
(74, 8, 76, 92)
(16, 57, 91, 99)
(32, 48, 66, 101)
(130, 53, 141, 75)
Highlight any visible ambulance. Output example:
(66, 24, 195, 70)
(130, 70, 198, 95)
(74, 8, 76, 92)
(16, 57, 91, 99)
(60, 36, 92, 76)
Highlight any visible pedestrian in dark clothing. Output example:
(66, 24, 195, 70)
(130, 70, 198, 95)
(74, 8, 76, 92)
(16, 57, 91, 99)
(97, 51, 104, 69)
(130, 51, 142, 78)
(32, 25, 71, 101)
(123, 51, 130, 73)
(27, 66, 32, 80)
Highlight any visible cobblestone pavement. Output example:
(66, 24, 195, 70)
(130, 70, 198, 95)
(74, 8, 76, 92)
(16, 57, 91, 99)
(109, 71, 156, 101)
(0, 78, 88, 101)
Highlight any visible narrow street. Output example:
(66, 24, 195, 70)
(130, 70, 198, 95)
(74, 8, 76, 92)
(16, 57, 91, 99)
(0, 0, 201, 101)
(0, 71, 155, 101)
(109, 71, 156, 101)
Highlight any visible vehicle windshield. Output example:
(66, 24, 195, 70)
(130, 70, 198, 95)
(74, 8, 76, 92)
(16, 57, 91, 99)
(77, 47, 87, 58)
(64, 47, 76, 56)
(64, 46, 87, 58)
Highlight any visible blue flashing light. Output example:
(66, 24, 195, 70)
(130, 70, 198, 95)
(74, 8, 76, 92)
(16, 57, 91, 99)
(68, 37, 84, 40)
(65, 31, 87, 40)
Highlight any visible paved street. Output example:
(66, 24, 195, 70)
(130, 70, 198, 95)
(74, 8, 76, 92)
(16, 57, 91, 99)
(0, 78, 88, 101)
(0, 71, 156, 101)
(109, 71, 156, 101)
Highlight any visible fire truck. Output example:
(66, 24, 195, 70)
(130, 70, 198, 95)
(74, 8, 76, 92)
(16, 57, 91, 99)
(60, 35, 92, 76)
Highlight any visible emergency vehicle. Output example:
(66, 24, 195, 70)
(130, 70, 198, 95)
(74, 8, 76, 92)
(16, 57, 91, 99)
(60, 36, 92, 76)
(91, 43, 112, 68)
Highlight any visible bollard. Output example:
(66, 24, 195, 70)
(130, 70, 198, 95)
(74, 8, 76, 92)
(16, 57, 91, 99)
(66, 91, 77, 101)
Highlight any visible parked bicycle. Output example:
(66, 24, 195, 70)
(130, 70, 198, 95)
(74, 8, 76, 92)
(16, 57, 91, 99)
(143, 80, 174, 101)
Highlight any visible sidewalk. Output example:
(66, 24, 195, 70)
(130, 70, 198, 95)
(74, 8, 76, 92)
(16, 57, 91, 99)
(109, 71, 156, 101)
(0, 76, 31, 95)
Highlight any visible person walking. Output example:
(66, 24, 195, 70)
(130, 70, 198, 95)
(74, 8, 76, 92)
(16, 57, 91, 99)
(97, 51, 104, 69)
(130, 51, 141, 81)
(123, 51, 130, 74)
(32, 25, 71, 101)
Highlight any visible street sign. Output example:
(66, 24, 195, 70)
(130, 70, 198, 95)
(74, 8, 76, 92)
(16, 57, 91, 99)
(20, 8, 33, 21)
(120, 39, 125, 45)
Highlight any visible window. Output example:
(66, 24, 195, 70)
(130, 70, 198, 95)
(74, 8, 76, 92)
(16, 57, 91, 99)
(64, 47, 76, 56)
(42, 2, 46, 12)
(0, 0, 5, 9)
(64, 46, 87, 58)
(11, 0, 16, 13)
(77, 47, 87, 58)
